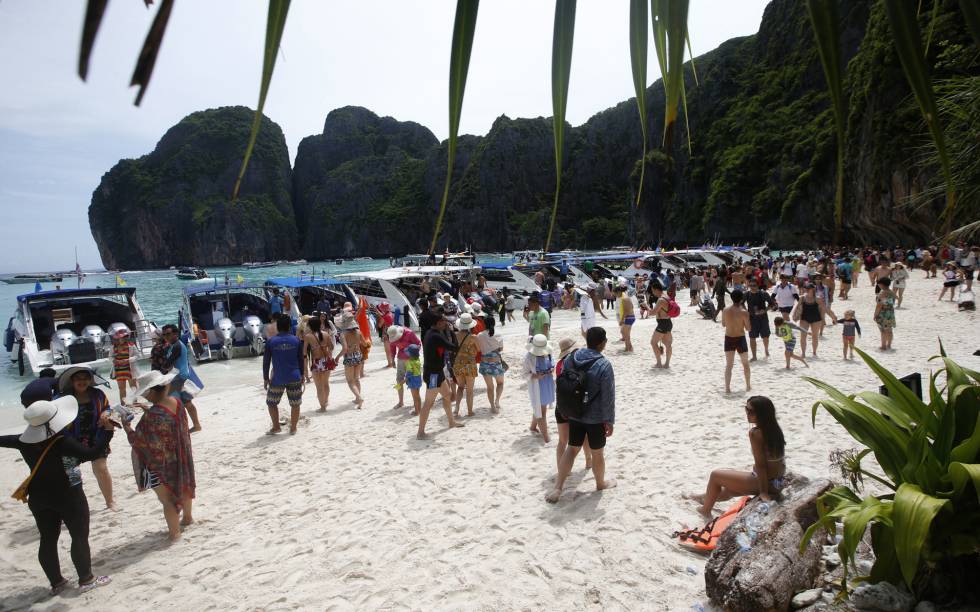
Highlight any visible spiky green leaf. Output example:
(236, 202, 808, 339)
(130, 0, 175, 106)
(543, 0, 576, 254)
(892, 483, 949, 587)
(629, 0, 649, 209)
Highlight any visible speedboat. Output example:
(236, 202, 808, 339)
(2, 273, 64, 285)
(179, 283, 273, 361)
(175, 267, 209, 280)
(264, 276, 356, 318)
(242, 261, 277, 269)
(4, 287, 156, 376)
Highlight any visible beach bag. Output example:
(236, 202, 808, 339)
(12, 436, 62, 503)
(555, 350, 600, 419)
(667, 299, 681, 318)
(672, 496, 750, 552)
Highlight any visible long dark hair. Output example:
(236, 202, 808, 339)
(308, 317, 323, 343)
(748, 396, 785, 456)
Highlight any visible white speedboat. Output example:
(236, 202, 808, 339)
(2, 273, 64, 285)
(265, 276, 356, 318)
(175, 267, 209, 280)
(179, 283, 273, 362)
(4, 287, 156, 376)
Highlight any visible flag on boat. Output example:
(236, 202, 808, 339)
(236, 274, 245, 285)
(116, 275, 126, 286)
(34, 281, 42, 293)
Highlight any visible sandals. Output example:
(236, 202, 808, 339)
(79, 575, 111, 593)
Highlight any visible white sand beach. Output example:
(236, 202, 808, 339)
(0, 274, 976, 611)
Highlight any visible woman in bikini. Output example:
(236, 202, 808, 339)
(792, 283, 827, 357)
(302, 318, 335, 412)
(648, 282, 673, 368)
(452, 313, 480, 418)
(689, 395, 786, 516)
(336, 312, 365, 407)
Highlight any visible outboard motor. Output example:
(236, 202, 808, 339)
(215, 317, 235, 359)
(82, 325, 109, 358)
(243, 315, 265, 356)
(51, 328, 78, 365)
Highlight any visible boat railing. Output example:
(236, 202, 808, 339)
(133, 319, 156, 354)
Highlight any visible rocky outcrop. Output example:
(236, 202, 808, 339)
(89, 106, 297, 268)
(704, 476, 832, 612)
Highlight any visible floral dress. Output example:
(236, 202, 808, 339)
(452, 332, 479, 379)
(129, 400, 195, 501)
(875, 293, 896, 330)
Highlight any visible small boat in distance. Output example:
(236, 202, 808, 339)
(335, 259, 344, 265)
(242, 261, 277, 269)
(175, 267, 209, 280)
(2, 274, 64, 285)
(287, 259, 308, 265)
(353, 257, 373, 262)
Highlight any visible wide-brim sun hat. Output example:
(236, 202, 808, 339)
(127, 369, 178, 403)
(21, 396, 80, 443)
(557, 337, 577, 359)
(387, 325, 405, 342)
(527, 334, 551, 357)
(341, 312, 358, 330)
(57, 366, 95, 395)
(456, 313, 477, 330)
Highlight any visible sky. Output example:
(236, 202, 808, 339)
(0, 0, 770, 273)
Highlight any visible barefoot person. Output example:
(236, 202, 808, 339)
(0, 396, 114, 593)
(161, 325, 204, 433)
(417, 313, 465, 439)
(124, 370, 196, 541)
(60, 367, 115, 510)
(302, 318, 334, 412)
(110, 328, 137, 404)
(579, 282, 606, 338)
(546, 327, 616, 503)
(840, 309, 862, 359)
(793, 283, 827, 357)
(524, 334, 555, 443)
(452, 313, 480, 418)
(773, 316, 809, 369)
(476, 327, 506, 414)
(553, 338, 592, 471)
(690, 396, 785, 516)
(648, 281, 673, 368)
(615, 285, 635, 352)
(745, 279, 774, 361)
(873, 277, 897, 351)
(387, 325, 422, 412)
(722, 290, 752, 393)
(262, 315, 306, 434)
(337, 312, 365, 408)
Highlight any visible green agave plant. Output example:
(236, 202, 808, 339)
(801, 346, 980, 595)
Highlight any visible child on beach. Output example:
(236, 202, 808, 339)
(110, 328, 137, 405)
(524, 334, 555, 443)
(401, 345, 423, 414)
(840, 310, 861, 360)
(773, 316, 808, 369)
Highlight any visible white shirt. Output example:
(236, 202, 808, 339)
(773, 283, 799, 309)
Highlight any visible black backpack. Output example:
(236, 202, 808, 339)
(556, 350, 601, 419)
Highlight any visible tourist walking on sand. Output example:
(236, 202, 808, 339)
(615, 285, 635, 352)
(546, 327, 616, 503)
(688, 396, 785, 516)
(263, 315, 306, 433)
(939, 262, 962, 301)
(711, 272, 729, 323)
(161, 324, 204, 433)
(722, 289, 752, 394)
(688, 269, 705, 306)
(649, 281, 673, 368)
(60, 366, 115, 510)
(603, 280, 615, 310)
(417, 313, 465, 439)
(773, 316, 808, 369)
(836, 254, 853, 299)
(745, 278, 774, 361)
(452, 313, 480, 418)
(840, 309, 862, 360)
(387, 324, 422, 412)
(874, 277, 897, 351)
(525, 334, 555, 443)
(579, 282, 606, 337)
(302, 318, 335, 412)
(553, 338, 592, 471)
(1, 395, 114, 593)
(110, 328, 137, 405)
(124, 370, 195, 541)
(477, 327, 505, 414)
(525, 293, 551, 339)
(337, 312, 366, 408)
(792, 283, 828, 357)
(890, 262, 909, 307)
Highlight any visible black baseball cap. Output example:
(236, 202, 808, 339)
(21, 377, 58, 408)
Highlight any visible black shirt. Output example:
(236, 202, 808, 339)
(418, 309, 441, 338)
(0, 430, 113, 503)
(745, 290, 774, 316)
(422, 329, 457, 376)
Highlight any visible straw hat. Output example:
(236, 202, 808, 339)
(57, 366, 95, 394)
(341, 311, 358, 330)
(20, 396, 79, 443)
(527, 334, 551, 357)
(386, 325, 405, 342)
(456, 313, 478, 330)
(557, 337, 577, 359)
(128, 369, 178, 402)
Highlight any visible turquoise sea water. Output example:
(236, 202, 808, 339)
(0, 259, 408, 429)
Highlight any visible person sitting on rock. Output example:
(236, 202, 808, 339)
(687, 395, 785, 516)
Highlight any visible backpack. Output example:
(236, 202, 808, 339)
(555, 350, 601, 419)
(667, 299, 681, 318)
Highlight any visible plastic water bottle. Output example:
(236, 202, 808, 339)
(735, 531, 753, 552)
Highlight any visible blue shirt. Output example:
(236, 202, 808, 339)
(269, 295, 284, 314)
(263, 333, 304, 386)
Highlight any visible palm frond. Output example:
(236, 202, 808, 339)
(78, 0, 109, 81)
(130, 0, 175, 106)
(629, 0, 649, 208)
(543, 0, 576, 254)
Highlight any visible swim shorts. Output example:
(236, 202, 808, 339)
(724, 335, 748, 354)
(568, 420, 606, 450)
(170, 376, 194, 404)
(783, 340, 797, 353)
(655, 319, 673, 334)
(343, 351, 363, 367)
(749, 315, 770, 339)
(425, 371, 446, 390)
(406, 373, 422, 390)
(623, 315, 636, 326)
(267, 381, 303, 408)
(312, 357, 332, 373)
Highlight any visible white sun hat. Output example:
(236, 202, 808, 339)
(386, 325, 405, 342)
(470, 302, 484, 316)
(456, 313, 478, 330)
(127, 369, 178, 403)
(20, 396, 80, 443)
(527, 334, 552, 357)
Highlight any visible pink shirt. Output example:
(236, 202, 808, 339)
(390, 330, 421, 360)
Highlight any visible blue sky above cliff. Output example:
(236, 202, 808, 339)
(0, 0, 769, 272)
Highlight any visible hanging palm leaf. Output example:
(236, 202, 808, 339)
(806, 0, 846, 244)
(651, 0, 690, 151)
(78, 0, 109, 81)
(882, 0, 956, 235)
(543, 0, 576, 254)
(130, 0, 175, 106)
(629, 0, 649, 209)
(232, 0, 291, 201)
(428, 0, 480, 256)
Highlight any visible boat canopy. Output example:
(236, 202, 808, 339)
(17, 287, 137, 303)
(265, 276, 347, 288)
(337, 266, 473, 281)
(183, 283, 267, 297)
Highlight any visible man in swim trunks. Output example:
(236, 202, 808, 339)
(615, 285, 635, 352)
(262, 315, 306, 435)
(417, 313, 464, 439)
(722, 289, 751, 394)
(745, 279, 775, 361)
